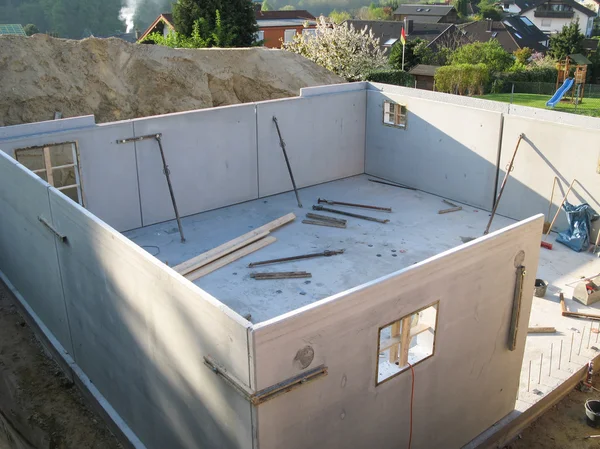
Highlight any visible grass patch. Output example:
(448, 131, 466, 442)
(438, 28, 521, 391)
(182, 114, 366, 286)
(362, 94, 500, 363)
(477, 93, 600, 118)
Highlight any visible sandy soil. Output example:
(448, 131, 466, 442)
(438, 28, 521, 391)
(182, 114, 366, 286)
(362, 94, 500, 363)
(0, 35, 344, 126)
(508, 372, 600, 449)
(0, 280, 121, 449)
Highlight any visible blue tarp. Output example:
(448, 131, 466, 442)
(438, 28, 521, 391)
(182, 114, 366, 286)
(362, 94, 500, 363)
(556, 202, 599, 252)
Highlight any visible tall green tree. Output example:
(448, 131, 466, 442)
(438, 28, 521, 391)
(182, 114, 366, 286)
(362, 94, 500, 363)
(453, 0, 468, 17)
(389, 38, 426, 71)
(173, 0, 258, 47)
(549, 21, 584, 60)
(450, 39, 513, 73)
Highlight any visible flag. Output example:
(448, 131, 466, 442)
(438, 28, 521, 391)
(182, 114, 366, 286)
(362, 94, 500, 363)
(400, 27, 406, 46)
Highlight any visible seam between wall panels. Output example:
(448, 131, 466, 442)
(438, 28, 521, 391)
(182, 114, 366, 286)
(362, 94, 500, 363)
(247, 327, 259, 449)
(131, 121, 145, 227)
(46, 185, 77, 362)
(363, 89, 368, 175)
(255, 104, 260, 199)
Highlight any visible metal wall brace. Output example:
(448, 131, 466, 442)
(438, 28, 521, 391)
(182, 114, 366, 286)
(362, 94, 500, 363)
(38, 216, 67, 242)
(117, 133, 185, 242)
(508, 265, 526, 351)
(272, 116, 302, 208)
(204, 355, 327, 405)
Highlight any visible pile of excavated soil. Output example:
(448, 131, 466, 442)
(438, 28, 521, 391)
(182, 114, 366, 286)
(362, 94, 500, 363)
(0, 35, 344, 126)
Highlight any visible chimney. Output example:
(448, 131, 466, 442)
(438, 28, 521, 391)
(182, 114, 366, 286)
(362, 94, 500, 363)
(486, 18, 493, 32)
(403, 17, 413, 34)
(135, 28, 140, 40)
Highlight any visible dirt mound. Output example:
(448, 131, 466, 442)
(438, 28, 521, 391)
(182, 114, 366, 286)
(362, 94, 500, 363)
(0, 35, 344, 126)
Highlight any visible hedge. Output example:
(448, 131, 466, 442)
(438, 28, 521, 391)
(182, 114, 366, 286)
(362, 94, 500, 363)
(364, 69, 414, 87)
(434, 63, 490, 96)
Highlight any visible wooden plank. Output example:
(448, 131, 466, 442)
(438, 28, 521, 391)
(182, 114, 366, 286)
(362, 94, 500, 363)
(398, 316, 412, 367)
(438, 206, 462, 214)
(43, 146, 53, 186)
(302, 219, 346, 229)
(305, 213, 346, 225)
(174, 212, 295, 275)
(388, 321, 401, 363)
(380, 323, 432, 353)
(560, 292, 600, 320)
(186, 236, 277, 281)
(527, 327, 556, 334)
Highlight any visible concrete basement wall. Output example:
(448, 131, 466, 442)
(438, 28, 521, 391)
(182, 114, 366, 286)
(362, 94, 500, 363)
(0, 121, 142, 232)
(496, 115, 600, 232)
(256, 86, 366, 198)
(251, 215, 543, 449)
(0, 151, 255, 449)
(364, 83, 504, 211)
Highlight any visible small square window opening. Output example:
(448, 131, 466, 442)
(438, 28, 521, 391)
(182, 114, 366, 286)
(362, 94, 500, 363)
(376, 302, 438, 385)
(383, 101, 407, 128)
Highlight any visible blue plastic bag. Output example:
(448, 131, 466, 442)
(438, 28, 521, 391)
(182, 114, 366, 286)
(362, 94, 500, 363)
(556, 202, 599, 252)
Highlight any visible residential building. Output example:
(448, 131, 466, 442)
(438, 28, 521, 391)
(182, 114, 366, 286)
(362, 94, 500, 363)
(255, 10, 317, 48)
(460, 17, 549, 53)
(137, 13, 175, 43)
(345, 19, 464, 51)
(512, 0, 596, 36)
(393, 4, 459, 23)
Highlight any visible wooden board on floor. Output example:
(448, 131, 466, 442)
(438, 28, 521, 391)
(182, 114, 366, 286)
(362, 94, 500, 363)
(187, 236, 277, 281)
(174, 213, 295, 276)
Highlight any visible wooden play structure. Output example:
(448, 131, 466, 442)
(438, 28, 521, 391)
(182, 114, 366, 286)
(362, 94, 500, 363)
(556, 54, 590, 102)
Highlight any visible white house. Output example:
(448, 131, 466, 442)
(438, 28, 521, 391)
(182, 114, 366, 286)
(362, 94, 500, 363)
(510, 0, 596, 36)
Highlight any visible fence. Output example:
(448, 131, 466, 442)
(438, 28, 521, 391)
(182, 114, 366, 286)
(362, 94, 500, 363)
(492, 81, 600, 118)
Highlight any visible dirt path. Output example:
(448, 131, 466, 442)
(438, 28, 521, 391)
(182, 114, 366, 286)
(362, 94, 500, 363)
(508, 372, 600, 449)
(0, 280, 121, 449)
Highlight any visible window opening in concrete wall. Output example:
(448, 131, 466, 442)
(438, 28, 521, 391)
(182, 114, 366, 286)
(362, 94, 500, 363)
(14, 142, 84, 206)
(383, 101, 407, 128)
(377, 302, 438, 385)
(255, 30, 265, 43)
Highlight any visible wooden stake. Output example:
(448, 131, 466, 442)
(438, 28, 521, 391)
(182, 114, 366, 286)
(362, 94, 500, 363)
(559, 340, 563, 370)
(539, 353, 543, 384)
(579, 326, 585, 355)
(549, 343, 553, 376)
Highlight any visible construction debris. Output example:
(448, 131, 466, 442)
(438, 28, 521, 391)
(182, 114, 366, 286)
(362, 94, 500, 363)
(250, 271, 312, 280)
(438, 199, 462, 214)
(302, 219, 346, 228)
(248, 249, 344, 268)
(313, 205, 389, 224)
(368, 178, 416, 190)
(317, 198, 392, 212)
(560, 292, 600, 320)
(306, 213, 346, 225)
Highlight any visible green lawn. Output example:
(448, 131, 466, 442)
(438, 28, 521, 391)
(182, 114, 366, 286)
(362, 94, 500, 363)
(477, 93, 600, 118)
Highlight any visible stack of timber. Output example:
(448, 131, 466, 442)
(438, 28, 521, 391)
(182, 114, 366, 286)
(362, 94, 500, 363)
(173, 213, 295, 281)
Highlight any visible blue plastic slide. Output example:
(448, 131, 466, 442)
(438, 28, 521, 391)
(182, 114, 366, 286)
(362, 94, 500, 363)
(546, 78, 574, 108)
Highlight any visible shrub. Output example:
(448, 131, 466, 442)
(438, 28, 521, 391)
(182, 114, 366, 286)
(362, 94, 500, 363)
(435, 63, 490, 95)
(450, 39, 513, 73)
(365, 69, 414, 86)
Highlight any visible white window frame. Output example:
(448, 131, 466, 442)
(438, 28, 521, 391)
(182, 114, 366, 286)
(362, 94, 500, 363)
(14, 142, 84, 206)
(383, 101, 407, 128)
(284, 29, 297, 43)
(255, 30, 265, 43)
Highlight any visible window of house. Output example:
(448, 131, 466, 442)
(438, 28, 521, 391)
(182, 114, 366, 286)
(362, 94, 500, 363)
(383, 101, 407, 128)
(14, 142, 84, 205)
(284, 29, 296, 42)
(255, 30, 265, 43)
(376, 302, 438, 385)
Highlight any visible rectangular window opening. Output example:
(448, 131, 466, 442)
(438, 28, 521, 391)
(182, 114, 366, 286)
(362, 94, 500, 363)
(14, 142, 84, 206)
(284, 29, 297, 43)
(383, 100, 407, 128)
(376, 302, 438, 385)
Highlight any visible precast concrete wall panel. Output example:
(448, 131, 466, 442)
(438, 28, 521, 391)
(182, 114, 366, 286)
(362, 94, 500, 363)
(47, 189, 253, 449)
(0, 152, 73, 354)
(365, 88, 503, 211)
(132, 105, 259, 227)
(497, 115, 600, 231)
(252, 215, 543, 449)
(256, 91, 366, 198)
(0, 121, 142, 232)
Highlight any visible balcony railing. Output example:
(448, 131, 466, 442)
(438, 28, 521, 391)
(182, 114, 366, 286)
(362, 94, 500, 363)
(534, 9, 574, 18)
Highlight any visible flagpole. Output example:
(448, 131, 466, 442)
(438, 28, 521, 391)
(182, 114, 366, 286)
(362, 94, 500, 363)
(402, 41, 405, 71)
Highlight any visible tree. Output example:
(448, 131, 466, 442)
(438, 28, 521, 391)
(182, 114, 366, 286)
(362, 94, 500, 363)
(453, 0, 468, 17)
(329, 10, 352, 24)
(261, 0, 273, 11)
(549, 21, 584, 60)
(280, 5, 295, 10)
(479, 5, 502, 20)
(513, 47, 532, 65)
(389, 38, 427, 71)
(23, 23, 40, 36)
(282, 16, 387, 81)
(173, 0, 258, 47)
(450, 39, 513, 72)
(414, 40, 452, 66)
